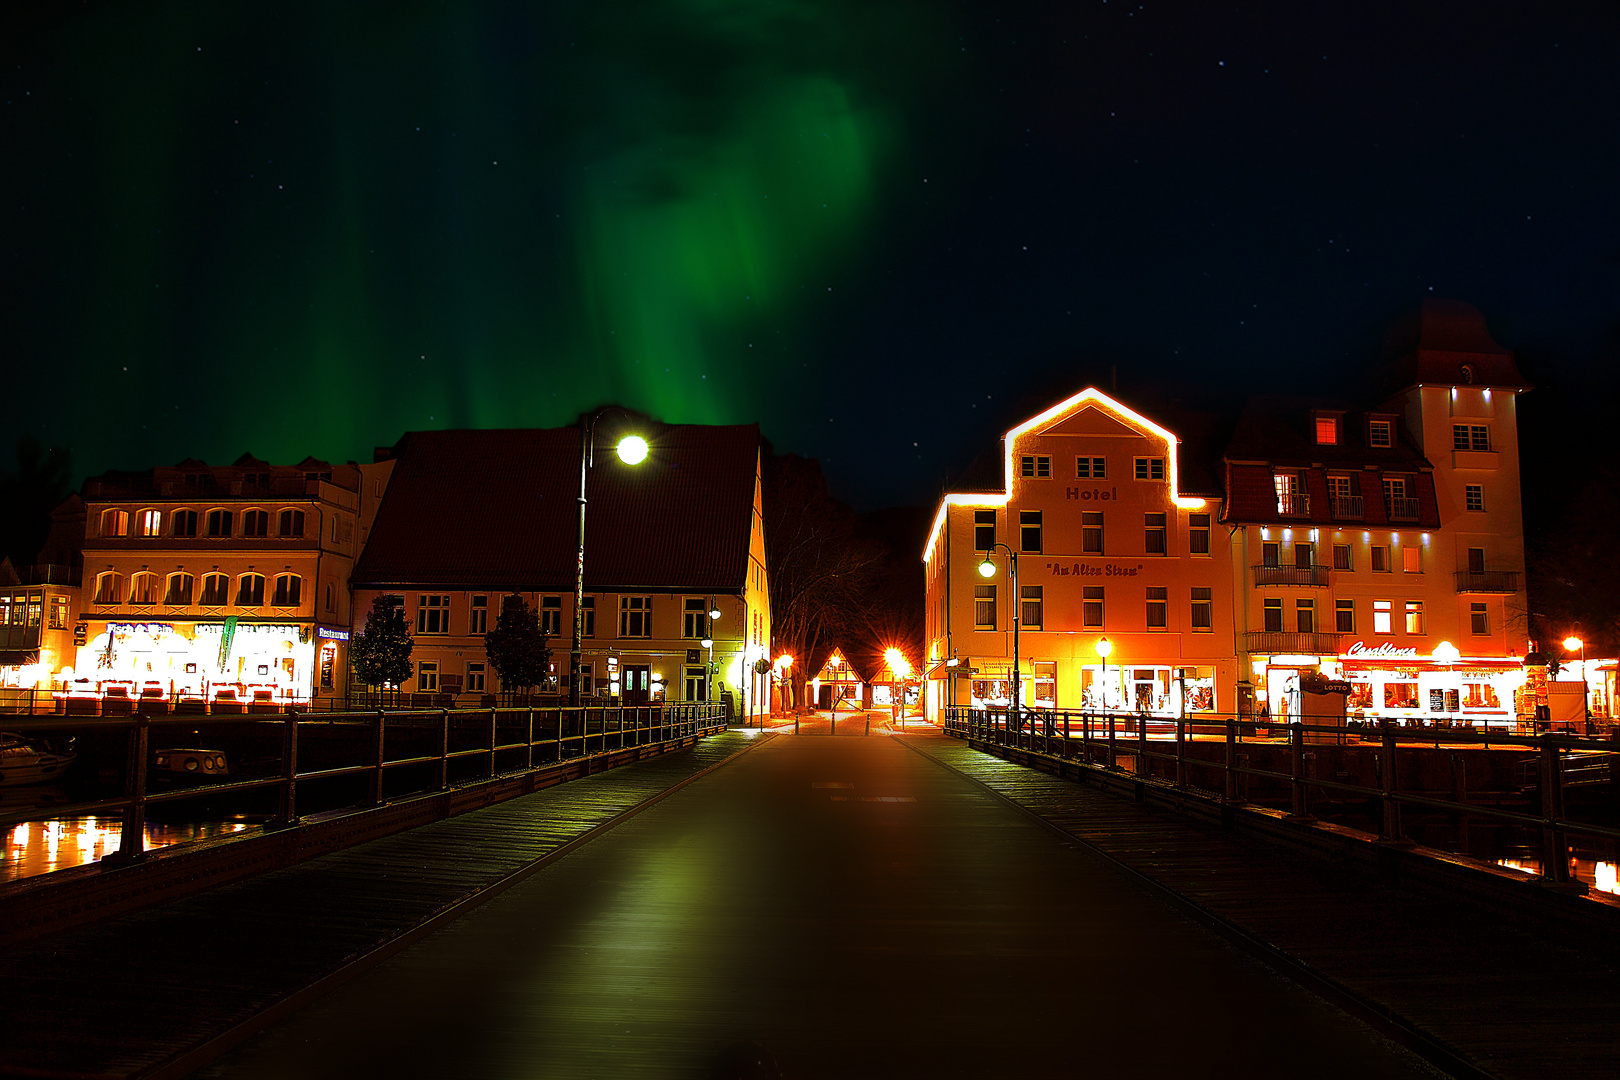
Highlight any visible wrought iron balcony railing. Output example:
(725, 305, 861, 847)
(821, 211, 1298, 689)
(1385, 497, 1420, 521)
(1276, 493, 1310, 517)
(1240, 631, 1347, 655)
(1331, 495, 1363, 519)
(1454, 570, 1520, 594)
(1252, 564, 1332, 587)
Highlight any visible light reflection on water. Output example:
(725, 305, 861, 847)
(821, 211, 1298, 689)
(1495, 855, 1620, 896)
(3, 817, 253, 883)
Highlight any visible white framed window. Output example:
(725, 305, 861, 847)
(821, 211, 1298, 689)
(1336, 599, 1355, 633)
(1314, 416, 1339, 445)
(1333, 544, 1352, 571)
(1295, 598, 1315, 633)
(165, 573, 193, 606)
(1405, 601, 1425, 635)
(1373, 600, 1392, 634)
(200, 574, 229, 606)
(1465, 485, 1485, 512)
(1470, 603, 1489, 635)
(1082, 586, 1104, 628)
(684, 597, 709, 638)
(1020, 510, 1042, 553)
(1134, 457, 1165, 481)
(129, 572, 160, 605)
(1263, 598, 1283, 632)
(94, 572, 124, 605)
(581, 596, 595, 638)
(973, 509, 996, 551)
(1368, 420, 1392, 448)
(416, 595, 450, 634)
(272, 574, 301, 607)
(1370, 545, 1390, 572)
(417, 661, 439, 692)
(974, 585, 996, 630)
(619, 595, 652, 637)
(1188, 513, 1210, 555)
(1082, 512, 1104, 554)
(1402, 546, 1422, 573)
(1077, 456, 1106, 479)
(1190, 587, 1212, 631)
(1452, 424, 1490, 452)
(541, 596, 563, 636)
(1144, 513, 1166, 555)
(242, 509, 270, 538)
(467, 662, 486, 693)
(1020, 585, 1043, 630)
(469, 595, 488, 635)
(1020, 455, 1052, 478)
(1146, 586, 1167, 630)
(237, 574, 265, 607)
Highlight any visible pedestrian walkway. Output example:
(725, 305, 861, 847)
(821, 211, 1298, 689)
(0, 730, 763, 1080)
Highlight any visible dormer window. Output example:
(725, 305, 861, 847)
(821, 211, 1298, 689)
(1314, 416, 1340, 445)
(1367, 420, 1392, 449)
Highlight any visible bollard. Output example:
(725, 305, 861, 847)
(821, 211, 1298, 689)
(278, 713, 300, 824)
(114, 716, 151, 864)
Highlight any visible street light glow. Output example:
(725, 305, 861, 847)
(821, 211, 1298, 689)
(616, 434, 649, 464)
(1095, 637, 1113, 658)
(885, 647, 911, 678)
(978, 558, 997, 578)
(1563, 636, 1584, 652)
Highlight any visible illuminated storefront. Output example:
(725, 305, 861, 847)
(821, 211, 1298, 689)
(73, 620, 316, 705)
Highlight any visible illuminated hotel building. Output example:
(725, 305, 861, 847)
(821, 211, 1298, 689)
(923, 389, 1240, 720)
(350, 422, 770, 710)
(1227, 301, 1530, 727)
(71, 456, 382, 709)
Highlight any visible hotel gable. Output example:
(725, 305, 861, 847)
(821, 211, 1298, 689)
(924, 300, 1533, 729)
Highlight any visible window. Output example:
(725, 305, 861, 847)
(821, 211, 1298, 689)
(470, 595, 488, 635)
(100, 509, 129, 537)
(1020, 586, 1043, 629)
(1020, 510, 1042, 553)
(1405, 601, 1424, 635)
(1263, 598, 1283, 632)
(1020, 455, 1051, 478)
(278, 509, 305, 537)
(1134, 457, 1165, 481)
(684, 597, 709, 638)
(1402, 546, 1422, 573)
(974, 584, 996, 630)
(272, 574, 301, 607)
(1082, 586, 1104, 628)
(541, 596, 563, 636)
(577, 662, 594, 697)
(1368, 420, 1392, 448)
(165, 573, 193, 606)
(619, 595, 652, 637)
(1262, 542, 1279, 568)
(1190, 587, 1212, 631)
(242, 472, 271, 490)
(1082, 512, 1104, 554)
(1465, 485, 1484, 512)
(172, 509, 198, 537)
(325, 582, 337, 613)
(1294, 541, 1314, 569)
(417, 661, 439, 693)
(135, 510, 162, 537)
(241, 510, 269, 538)
(1468, 547, 1486, 574)
(1077, 456, 1106, 479)
(1146, 586, 1167, 630)
(1333, 544, 1352, 571)
(974, 510, 996, 552)
(1453, 424, 1490, 452)
(1188, 513, 1210, 555)
(1371, 545, 1389, 572)
(1296, 598, 1315, 633)
(1144, 513, 1166, 555)
(581, 596, 595, 637)
(50, 596, 70, 629)
(1373, 600, 1392, 634)
(1335, 599, 1355, 633)
(1470, 603, 1489, 635)
(207, 509, 233, 538)
(416, 595, 450, 634)
(130, 573, 160, 605)
(1315, 416, 1339, 445)
(1327, 475, 1352, 499)
(1274, 472, 1306, 515)
(237, 574, 265, 607)
(200, 574, 229, 606)
(467, 663, 486, 693)
(94, 572, 124, 604)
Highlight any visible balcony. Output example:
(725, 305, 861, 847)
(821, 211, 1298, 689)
(1275, 493, 1310, 517)
(1252, 564, 1331, 587)
(1455, 570, 1520, 594)
(1331, 495, 1363, 520)
(1241, 631, 1347, 656)
(1385, 497, 1420, 521)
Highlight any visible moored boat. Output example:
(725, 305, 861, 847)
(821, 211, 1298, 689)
(0, 732, 78, 787)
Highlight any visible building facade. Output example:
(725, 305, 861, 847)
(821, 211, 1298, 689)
(924, 389, 1239, 722)
(71, 455, 374, 710)
(351, 422, 770, 712)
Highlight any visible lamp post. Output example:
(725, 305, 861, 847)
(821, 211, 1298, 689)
(1095, 637, 1113, 712)
(1563, 635, 1587, 734)
(977, 544, 1020, 726)
(701, 599, 720, 704)
(570, 411, 648, 708)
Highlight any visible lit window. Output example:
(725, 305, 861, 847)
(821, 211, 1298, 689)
(1335, 599, 1355, 633)
(242, 509, 270, 538)
(1082, 512, 1104, 554)
(1134, 457, 1165, 481)
(1405, 601, 1424, 634)
(1082, 586, 1104, 628)
(1470, 603, 1489, 635)
(470, 595, 488, 635)
(1190, 587, 1212, 631)
(1020, 586, 1043, 629)
(135, 510, 162, 538)
(1020, 455, 1051, 478)
(100, 509, 129, 537)
(416, 595, 450, 634)
(1368, 420, 1392, 448)
(1020, 510, 1042, 553)
(49, 596, 70, 628)
(1188, 513, 1210, 555)
(1077, 456, 1106, 479)
(541, 596, 563, 636)
(164, 573, 193, 606)
(1146, 586, 1167, 630)
(974, 510, 996, 552)
(1465, 485, 1484, 512)
(1315, 416, 1339, 444)
(236, 574, 265, 607)
(278, 509, 305, 537)
(619, 595, 652, 637)
(974, 584, 996, 630)
(1403, 546, 1422, 574)
(1373, 600, 1392, 634)
(272, 574, 301, 607)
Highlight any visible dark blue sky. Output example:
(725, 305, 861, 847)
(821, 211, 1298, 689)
(4, 1, 1617, 509)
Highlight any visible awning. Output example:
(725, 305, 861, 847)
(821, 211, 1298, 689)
(0, 650, 40, 666)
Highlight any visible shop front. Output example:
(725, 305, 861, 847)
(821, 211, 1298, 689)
(965, 660, 1219, 718)
(1251, 641, 1523, 729)
(72, 619, 316, 708)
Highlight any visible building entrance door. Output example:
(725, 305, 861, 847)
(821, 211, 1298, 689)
(684, 666, 707, 702)
(623, 665, 651, 704)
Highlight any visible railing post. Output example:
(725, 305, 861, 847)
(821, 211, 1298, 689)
(1288, 722, 1312, 819)
(1224, 719, 1238, 803)
(1378, 722, 1403, 842)
(1539, 740, 1576, 887)
(526, 707, 535, 769)
(1175, 718, 1187, 790)
(1107, 713, 1119, 770)
(1137, 712, 1149, 778)
(488, 707, 498, 779)
(439, 709, 451, 790)
(115, 716, 150, 863)
(370, 710, 386, 805)
(278, 713, 300, 824)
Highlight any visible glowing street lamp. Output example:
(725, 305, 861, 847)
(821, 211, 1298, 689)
(1563, 635, 1588, 732)
(571, 410, 648, 707)
(1095, 637, 1114, 712)
(978, 544, 1020, 723)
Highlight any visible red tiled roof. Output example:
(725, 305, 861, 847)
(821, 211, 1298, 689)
(355, 423, 760, 592)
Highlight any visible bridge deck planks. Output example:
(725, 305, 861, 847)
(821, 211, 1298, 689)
(0, 731, 757, 1080)
(915, 736, 1619, 1080)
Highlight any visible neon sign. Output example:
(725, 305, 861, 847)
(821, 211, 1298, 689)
(1344, 641, 1420, 660)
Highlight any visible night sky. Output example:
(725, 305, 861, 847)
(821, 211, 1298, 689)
(6, 1, 1618, 511)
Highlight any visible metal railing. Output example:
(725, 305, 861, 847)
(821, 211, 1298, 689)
(1252, 564, 1331, 587)
(1331, 495, 1363, 520)
(1275, 493, 1310, 517)
(1238, 630, 1346, 654)
(942, 706, 1618, 890)
(0, 703, 729, 868)
(1454, 570, 1520, 594)
(1385, 497, 1420, 521)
